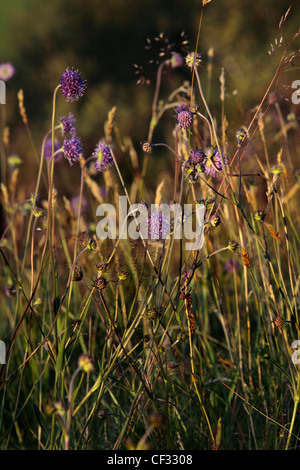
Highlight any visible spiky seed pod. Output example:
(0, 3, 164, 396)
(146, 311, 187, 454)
(92, 277, 108, 291)
(72, 265, 83, 282)
(146, 306, 161, 321)
(95, 263, 107, 275)
(228, 240, 239, 252)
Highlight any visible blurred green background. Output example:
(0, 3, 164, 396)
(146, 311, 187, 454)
(0, 0, 299, 191)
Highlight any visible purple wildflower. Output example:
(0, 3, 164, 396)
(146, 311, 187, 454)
(0, 63, 15, 82)
(44, 139, 63, 161)
(148, 212, 170, 240)
(177, 109, 194, 129)
(60, 113, 77, 136)
(93, 142, 114, 173)
(190, 148, 206, 166)
(60, 67, 87, 102)
(203, 148, 227, 177)
(63, 136, 83, 166)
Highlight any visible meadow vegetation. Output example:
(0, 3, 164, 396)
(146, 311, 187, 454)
(0, 1, 300, 450)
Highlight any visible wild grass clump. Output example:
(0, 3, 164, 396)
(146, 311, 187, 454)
(0, 3, 299, 450)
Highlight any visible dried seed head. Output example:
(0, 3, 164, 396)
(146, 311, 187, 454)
(241, 247, 251, 269)
(72, 265, 83, 282)
(142, 141, 152, 153)
(97, 410, 107, 421)
(228, 240, 239, 252)
(92, 277, 108, 291)
(274, 316, 285, 329)
(210, 214, 221, 227)
(96, 263, 107, 275)
(235, 127, 248, 146)
(146, 306, 161, 321)
(264, 223, 281, 244)
(88, 238, 97, 251)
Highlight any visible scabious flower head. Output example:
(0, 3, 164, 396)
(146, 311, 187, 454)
(93, 142, 114, 173)
(190, 148, 206, 166)
(60, 113, 77, 136)
(203, 147, 227, 177)
(44, 139, 63, 161)
(63, 136, 83, 166)
(0, 63, 15, 82)
(177, 109, 194, 129)
(148, 212, 170, 240)
(60, 67, 87, 102)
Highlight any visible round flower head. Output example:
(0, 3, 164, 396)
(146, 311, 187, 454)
(60, 113, 77, 136)
(0, 63, 15, 82)
(63, 136, 83, 166)
(185, 52, 202, 69)
(60, 67, 87, 102)
(93, 142, 114, 173)
(203, 148, 227, 177)
(177, 109, 194, 129)
(190, 148, 206, 166)
(148, 212, 170, 240)
(142, 141, 152, 153)
(44, 139, 63, 161)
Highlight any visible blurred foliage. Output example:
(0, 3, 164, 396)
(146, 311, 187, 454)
(0, 0, 299, 180)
